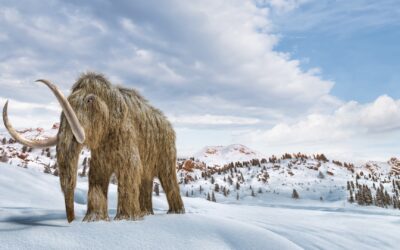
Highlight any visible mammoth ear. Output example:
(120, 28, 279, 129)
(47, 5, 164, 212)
(109, 90, 128, 123)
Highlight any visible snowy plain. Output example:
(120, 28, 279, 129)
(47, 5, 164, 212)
(1, 163, 399, 250)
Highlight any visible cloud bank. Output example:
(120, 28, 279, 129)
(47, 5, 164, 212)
(0, 0, 398, 160)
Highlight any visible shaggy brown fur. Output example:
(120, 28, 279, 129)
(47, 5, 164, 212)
(57, 72, 184, 222)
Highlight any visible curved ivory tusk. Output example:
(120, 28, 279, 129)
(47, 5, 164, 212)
(2, 100, 58, 148)
(36, 79, 85, 144)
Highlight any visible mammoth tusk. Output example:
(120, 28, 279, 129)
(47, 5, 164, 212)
(35, 79, 85, 144)
(2, 100, 58, 148)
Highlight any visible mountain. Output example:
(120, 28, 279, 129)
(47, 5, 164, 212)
(193, 144, 265, 166)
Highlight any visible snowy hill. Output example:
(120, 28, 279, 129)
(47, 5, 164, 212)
(1, 127, 400, 207)
(178, 154, 400, 208)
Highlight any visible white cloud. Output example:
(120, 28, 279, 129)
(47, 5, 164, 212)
(169, 114, 260, 126)
(270, 0, 400, 34)
(358, 95, 400, 131)
(256, 0, 310, 13)
(0, 0, 397, 160)
(0, 0, 337, 122)
(0, 97, 61, 129)
(237, 95, 400, 160)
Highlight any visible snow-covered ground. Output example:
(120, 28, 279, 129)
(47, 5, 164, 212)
(1, 128, 400, 249)
(1, 163, 400, 250)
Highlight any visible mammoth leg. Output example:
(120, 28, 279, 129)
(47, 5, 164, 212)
(158, 158, 185, 214)
(139, 176, 154, 215)
(115, 153, 143, 221)
(83, 157, 112, 222)
(57, 124, 83, 223)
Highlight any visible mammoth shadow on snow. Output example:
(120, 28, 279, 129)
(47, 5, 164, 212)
(0, 209, 67, 230)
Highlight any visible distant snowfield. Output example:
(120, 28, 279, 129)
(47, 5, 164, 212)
(1, 164, 399, 250)
(194, 144, 266, 166)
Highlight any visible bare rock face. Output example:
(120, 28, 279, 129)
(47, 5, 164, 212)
(52, 123, 60, 129)
(17, 153, 29, 160)
(389, 157, 400, 175)
(205, 148, 218, 155)
(182, 159, 206, 172)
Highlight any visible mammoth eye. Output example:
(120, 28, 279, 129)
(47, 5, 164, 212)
(86, 95, 96, 104)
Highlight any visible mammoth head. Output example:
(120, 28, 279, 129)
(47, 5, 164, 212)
(2, 74, 124, 149)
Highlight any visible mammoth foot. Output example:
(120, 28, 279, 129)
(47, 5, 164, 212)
(83, 212, 110, 222)
(114, 212, 144, 221)
(167, 207, 185, 214)
(141, 209, 154, 216)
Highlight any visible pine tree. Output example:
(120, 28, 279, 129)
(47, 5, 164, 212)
(215, 183, 220, 192)
(211, 192, 216, 202)
(375, 188, 384, 207)
(356, 187, 365, 205)
(223, 187, 228, 197)
(211, 176, 215, 184)
(251, 189, 255, 197)
(186, 190, 189, 197)
(236, 182, 240, 190)
(292, 189, 299, 199)
(43, 164, 51, 174)
(0, 152, 9, 163)
(363, 185, 372, 205)
(384, 190, 391, 206)
(207, 193, 211, 201)
(199, 185, 203, 194)
(236, 192, 239, 200)
(228, 176, 233, 185)
(154, 183, 160, 196)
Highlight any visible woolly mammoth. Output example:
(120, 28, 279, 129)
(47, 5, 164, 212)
(3, 72, 185, 222)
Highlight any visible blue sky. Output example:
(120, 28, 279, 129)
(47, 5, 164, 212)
(272, 0, 400, 102)
(0, 0, 399, 160)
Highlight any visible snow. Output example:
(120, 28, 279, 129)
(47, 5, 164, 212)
(1, 129, 400, 249)
(194, 144, 265, 166)
(1, 163, 399, 250)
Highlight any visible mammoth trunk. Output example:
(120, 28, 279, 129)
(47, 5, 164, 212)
(57, 121, 83, 223)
